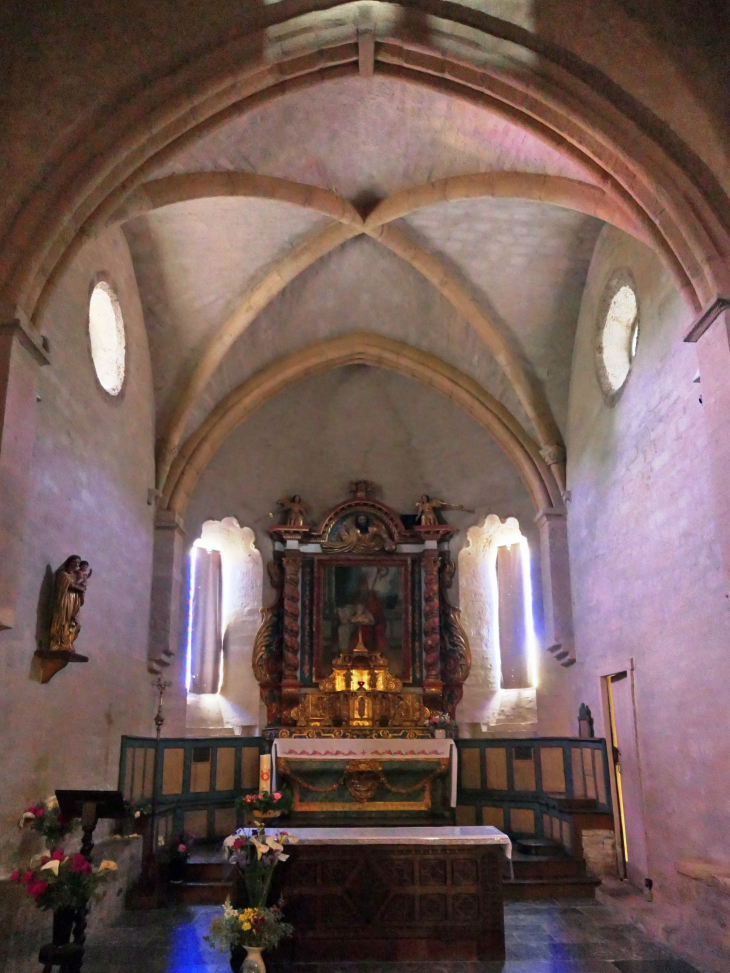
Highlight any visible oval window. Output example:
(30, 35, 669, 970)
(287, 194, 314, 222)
(596, 271, 639, 400)
(88, 281, 126, 395)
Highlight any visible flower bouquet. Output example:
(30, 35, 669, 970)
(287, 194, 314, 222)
(236, 789, 293, 837)
(11, 850, 117, 945)
(223, 828, 297, 908)
(157, 831, 195, 883)
(428, 712, 455, 737)
(124, 798, 152, 821)
(205, 898, 292, 973)
(19, 796, 77, 848)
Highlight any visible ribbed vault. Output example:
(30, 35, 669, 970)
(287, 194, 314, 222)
(162, 332, 561, 516)
(2, 0, 727, 336)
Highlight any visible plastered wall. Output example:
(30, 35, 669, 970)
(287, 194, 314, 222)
(559, 224, 730, 971)
(0, 228, 156, 870)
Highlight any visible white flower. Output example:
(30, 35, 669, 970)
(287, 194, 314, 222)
(44, 796, 59, 810)
(40, 860, 60, 875)
(134, 810, 141, 819)
(19, 812, 36, 829)
(250, 837, 268, 860)
(98, 860, 118, 872)
(278, 853, 289, 862)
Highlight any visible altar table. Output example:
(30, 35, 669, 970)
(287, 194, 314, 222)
(271, 738, 458, 813)
(276, 826, 511, 961)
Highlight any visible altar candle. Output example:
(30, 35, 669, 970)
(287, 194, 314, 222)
(259, 753, 272, 795)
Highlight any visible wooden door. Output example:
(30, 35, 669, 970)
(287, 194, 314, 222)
(607, 671, 648, 888)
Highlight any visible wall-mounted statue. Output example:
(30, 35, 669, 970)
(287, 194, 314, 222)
(49, 555, 92, 652)
(36, 555, 92, 683)
(415, 495, 464, 526)
(277, 494, 309, 527)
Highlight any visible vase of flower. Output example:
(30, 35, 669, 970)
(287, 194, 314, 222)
(229, 945, 246, 972)
(205, 899, 293, 970)
(52, 906, 76, 946)
(245, 946, 266, 973)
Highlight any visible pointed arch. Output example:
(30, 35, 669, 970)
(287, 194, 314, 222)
(4, 2, 727, 329)
(161, 332, 561, 516)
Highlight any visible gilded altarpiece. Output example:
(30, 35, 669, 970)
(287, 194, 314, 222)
(252, 487, 470, 818)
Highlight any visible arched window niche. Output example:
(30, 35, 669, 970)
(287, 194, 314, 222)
(185, 518, 263, 736)
(458, 515, 538, 736)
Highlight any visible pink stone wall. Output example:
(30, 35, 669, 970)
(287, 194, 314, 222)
(0, 228, 156, 869)
(558, 224, 730, 971)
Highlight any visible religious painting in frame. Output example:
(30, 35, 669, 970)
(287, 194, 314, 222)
(313, 556, 413, 683)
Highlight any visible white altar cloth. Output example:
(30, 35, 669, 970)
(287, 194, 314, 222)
(278, 825, 511, 858)
(272, 737, 458, 806)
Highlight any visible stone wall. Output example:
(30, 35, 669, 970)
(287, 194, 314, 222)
(558, 224, 730, 971)
(0, 228, 156, 871)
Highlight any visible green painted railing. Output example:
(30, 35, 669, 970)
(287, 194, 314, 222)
(119, 734, 612, 847)
(455, 736, 613, 853)
(119, 735, 267, 841)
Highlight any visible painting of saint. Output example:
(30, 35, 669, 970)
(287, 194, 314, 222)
(318, 562, 407, 679)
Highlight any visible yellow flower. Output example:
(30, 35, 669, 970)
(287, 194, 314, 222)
(98, 860, 118, 872)
(243, 922, 251, 931)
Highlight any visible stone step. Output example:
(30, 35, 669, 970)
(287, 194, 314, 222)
(503, 874, 600, 901)
(185, 860, 230, 883)
(514, 836, 565, 856)
(171, 880, 232, 906)
(510, 854, 588, 880)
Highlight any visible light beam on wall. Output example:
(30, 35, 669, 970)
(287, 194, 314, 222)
(520, 536, 539, 687)
(185, 546, 197, 692)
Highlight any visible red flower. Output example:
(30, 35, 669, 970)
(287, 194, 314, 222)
(39, 856, 50, 866)
(27, 880, 49, 900)
(177, 844, 186, 854)
(233, 838, 245, 850)
(273, 792, 282, 801)
(57, 812, 69, 826)
(10, 871, 19, 883)
(50, 849, 65, 861)
(23, 870, 34, 883)
(70, 854, 91, 875)
(33, 808, 44, 818)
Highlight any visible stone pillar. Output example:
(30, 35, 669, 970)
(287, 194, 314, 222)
(534, 508, 575, 667)
(148, 509, 187, 734)
(281, 548, 302, 725)
(148, 510, 186, 671)
(0, 318, 49, 630)
(685, 300, 730, 589)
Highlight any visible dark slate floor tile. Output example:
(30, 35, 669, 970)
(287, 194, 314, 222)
(611, 961, 703, 973)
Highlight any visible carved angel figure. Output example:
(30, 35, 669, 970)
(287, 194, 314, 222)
(49, 555, 92, 653)
(276, 494, 309, 527)
(322, 514, 396, 553)
(415, 494, 463, 526)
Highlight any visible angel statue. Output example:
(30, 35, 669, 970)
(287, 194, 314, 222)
(415, 494, 464, 526)
(276, 494, 309, 527)
(49, 555, 93, 653)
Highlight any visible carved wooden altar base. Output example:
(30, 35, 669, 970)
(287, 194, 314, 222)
(282, 844, 505, 960)
(277, 834, 507, 961)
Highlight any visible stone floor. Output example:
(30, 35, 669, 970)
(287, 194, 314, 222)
(82, 899, 704, 973)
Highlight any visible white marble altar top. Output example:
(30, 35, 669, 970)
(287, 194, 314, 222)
(279, 825, 511, 857)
